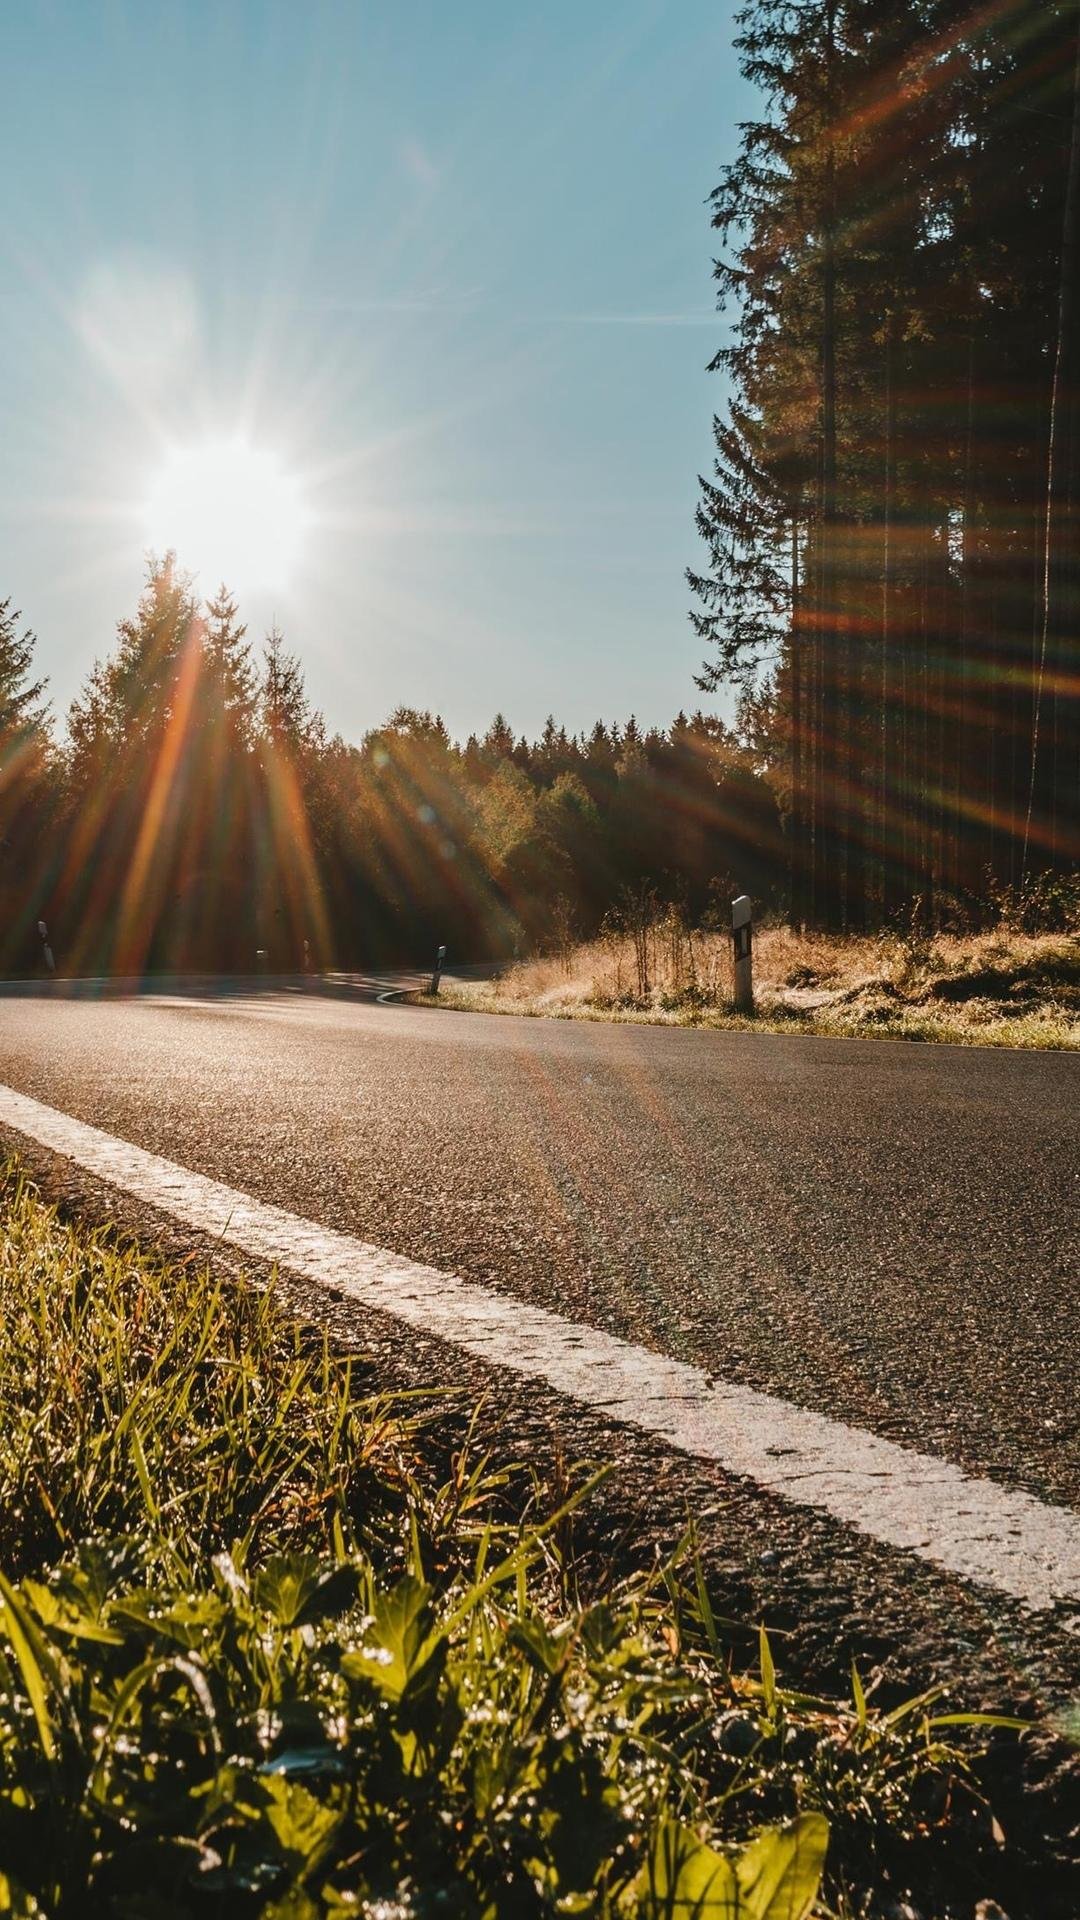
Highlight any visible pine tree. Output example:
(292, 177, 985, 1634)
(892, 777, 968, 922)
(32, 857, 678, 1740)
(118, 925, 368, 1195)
(254, 626, 329, 968)
(0, 600, 48, 743)
(107, 553, 202, 754)
(62, 554, 203, 972)
(0, 600, 51, 966)
(259, 625, 323, 757)
(482, 714, 515, 764)
(692, 0, 1080, 925)
(202, 585, 255, 741)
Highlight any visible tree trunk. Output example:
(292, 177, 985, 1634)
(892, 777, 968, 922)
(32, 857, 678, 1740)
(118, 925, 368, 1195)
(819, 0, 843, 928)
(1025, 4, 1080, 875)
(790, 512, 805, 928)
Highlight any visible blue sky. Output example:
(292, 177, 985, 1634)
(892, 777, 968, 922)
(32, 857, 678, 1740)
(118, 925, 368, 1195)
(1, 1, 747, 743)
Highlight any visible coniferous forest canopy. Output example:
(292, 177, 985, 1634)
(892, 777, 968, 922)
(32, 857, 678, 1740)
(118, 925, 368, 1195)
(691, 0, 1080, 928)
(1, 0, 1078, 972)
(0, 570, 784, 974)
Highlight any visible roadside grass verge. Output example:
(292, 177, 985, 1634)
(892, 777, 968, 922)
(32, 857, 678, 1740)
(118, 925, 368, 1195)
(0, 1168, 1033, 1916)
(432, 923, 1080, 1050)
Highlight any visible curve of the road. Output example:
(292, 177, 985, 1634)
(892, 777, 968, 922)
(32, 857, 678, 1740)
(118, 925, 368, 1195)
(1, 974, 1077, 1513)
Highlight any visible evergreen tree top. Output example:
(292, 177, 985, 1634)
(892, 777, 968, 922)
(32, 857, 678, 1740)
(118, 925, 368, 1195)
(0, 599, 48, 740)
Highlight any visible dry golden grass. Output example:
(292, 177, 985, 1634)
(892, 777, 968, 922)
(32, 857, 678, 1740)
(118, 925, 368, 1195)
(435, 922, 1080, 1050)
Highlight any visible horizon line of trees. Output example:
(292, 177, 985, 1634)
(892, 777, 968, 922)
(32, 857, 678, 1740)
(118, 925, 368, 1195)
(0, 559, 785, 975)
(691, 0, 1080, 929)
(6, 7, 1079, 966)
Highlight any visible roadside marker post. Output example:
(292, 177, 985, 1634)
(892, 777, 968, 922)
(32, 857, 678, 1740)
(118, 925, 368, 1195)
(37, 919, 54, 974)
(430, 943, 447, 996)
(731, 895, 753, 1012)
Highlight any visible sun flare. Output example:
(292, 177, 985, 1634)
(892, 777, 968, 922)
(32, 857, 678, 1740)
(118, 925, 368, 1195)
(144, 439, 308, 590)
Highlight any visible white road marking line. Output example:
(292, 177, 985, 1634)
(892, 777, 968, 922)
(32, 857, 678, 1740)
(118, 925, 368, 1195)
(1, 1080, 1077, 1611)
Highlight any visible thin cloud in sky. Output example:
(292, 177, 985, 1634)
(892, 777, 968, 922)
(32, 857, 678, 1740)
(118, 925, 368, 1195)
(400, 137, 441, 189)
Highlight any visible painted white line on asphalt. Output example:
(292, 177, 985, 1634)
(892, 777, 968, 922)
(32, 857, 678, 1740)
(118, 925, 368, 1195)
(1, 1080, 1077, 1611)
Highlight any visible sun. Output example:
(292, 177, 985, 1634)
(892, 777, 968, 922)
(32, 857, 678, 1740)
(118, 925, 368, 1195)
(144, 439, 308, 590)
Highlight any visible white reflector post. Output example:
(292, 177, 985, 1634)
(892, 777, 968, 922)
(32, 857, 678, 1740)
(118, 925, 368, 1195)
(731, 894, 753, 1012)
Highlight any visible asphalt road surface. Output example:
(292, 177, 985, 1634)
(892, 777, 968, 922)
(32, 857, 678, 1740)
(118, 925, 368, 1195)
(2, 976, 1078, 1903)
(2, 977, 1077, 1498)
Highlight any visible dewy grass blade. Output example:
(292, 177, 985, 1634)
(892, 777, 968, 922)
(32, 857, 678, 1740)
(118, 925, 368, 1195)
(0, 1568, 57, 1761)
(128, 1424, 160, 1528)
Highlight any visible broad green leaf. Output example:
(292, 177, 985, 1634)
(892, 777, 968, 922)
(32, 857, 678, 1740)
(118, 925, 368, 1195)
(253, 1554, 325, 1627)
(261, 1776, 342, 1868)
(253, 1554, 359, 1628)
(637, 1815, 828, 1920)
(735, 1814, 828, 1920)
(20, 1578, 124, 1647)
(341, 1574, 433, 1702)
(293, 1563, 360, 1626)
(637, 1818, 741, 1916)
(509, 1613, 565, 1675)
(110, 1590, 227, 1650)
(580, 1600, 623, 1657)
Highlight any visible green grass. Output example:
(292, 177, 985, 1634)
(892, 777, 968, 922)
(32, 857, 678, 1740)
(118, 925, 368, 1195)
(0, 1169, 1029, 1916)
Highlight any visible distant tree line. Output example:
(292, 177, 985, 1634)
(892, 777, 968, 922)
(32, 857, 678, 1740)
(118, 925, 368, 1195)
(691, 0, 1080, 928)
(0, 559, 784, 975)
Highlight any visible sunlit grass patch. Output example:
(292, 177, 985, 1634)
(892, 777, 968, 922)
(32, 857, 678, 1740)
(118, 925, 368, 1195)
(435, 926, 1080, 1049)
(0, 1171, 1032, 1914)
